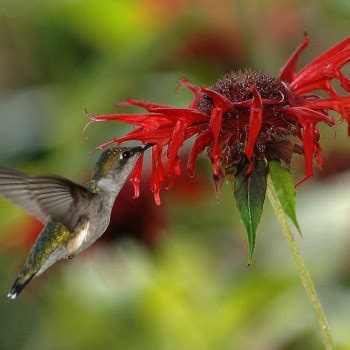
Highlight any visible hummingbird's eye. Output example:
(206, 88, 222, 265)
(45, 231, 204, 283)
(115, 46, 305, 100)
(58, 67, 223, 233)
(120, 151, 134, 160)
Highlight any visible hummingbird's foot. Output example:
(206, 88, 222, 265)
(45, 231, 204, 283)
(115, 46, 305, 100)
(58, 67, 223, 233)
(67, 254, 75, 260)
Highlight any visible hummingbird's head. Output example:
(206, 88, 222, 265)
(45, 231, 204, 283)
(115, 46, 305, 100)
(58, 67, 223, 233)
(91, 144, 152, 192)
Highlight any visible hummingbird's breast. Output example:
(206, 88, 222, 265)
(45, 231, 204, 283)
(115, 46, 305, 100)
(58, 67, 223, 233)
(68, 197, 113, 255)
(66, 221, 90, 255)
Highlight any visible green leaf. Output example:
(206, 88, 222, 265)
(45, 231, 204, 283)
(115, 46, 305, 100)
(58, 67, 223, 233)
(268, 160, 301, 235)
(234, 160, 268, 264)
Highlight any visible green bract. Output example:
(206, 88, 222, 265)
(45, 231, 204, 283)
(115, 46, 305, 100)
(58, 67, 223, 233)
(234, 160, 268, 264)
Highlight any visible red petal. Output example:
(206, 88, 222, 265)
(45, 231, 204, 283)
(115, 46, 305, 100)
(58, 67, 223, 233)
(184, 124, 206, 139)
(95, 138, 118, 151)
(116, 98, 175, 111)
(187, 131, 212, 177)
(129, 154, 144, 198)
(213, 169, 225, 202)
(304, 36, 350, 67)
(291, 37, 350, 95)
(283, 107, 335, 125)
(150, 145, 165, 205)
(292, 78, 338, 97)
(167, 120, 186, 172)
(201, 86, 233, 112)
(112, 126, 174, 144)
(91, 113, 170, 131)
(279, 33, 310, 83)
(153, 108, 208, 126)
(245, 86, 263, 160)
(181, 79, 202, 109)
(174, 156, 181, 176)
(304, 96, 350, 122)
(209, 107, 223, 175)
(296, 123, 315, 187)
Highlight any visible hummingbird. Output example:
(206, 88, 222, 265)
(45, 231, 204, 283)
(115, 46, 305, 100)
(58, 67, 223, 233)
(0, 144, 152, 299)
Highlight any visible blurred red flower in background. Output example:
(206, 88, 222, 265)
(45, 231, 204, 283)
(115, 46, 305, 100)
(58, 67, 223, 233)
(90, 35, 350, 204)
(103, 172, 207, 246)
(168, 29, 243, 70)
(317, 150, 350, 181)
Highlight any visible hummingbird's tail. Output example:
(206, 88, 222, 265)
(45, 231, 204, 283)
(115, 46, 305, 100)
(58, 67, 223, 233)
(7, 273, 35, 300)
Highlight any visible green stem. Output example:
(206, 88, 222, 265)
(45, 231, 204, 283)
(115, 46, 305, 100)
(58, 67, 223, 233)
(267, 176, 334, 350)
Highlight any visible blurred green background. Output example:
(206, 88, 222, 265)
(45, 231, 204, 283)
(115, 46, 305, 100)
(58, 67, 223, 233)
(1, 0, 350, 349)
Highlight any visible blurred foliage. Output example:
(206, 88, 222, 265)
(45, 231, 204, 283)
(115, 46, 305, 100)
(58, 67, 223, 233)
(1, 0, 350, 349)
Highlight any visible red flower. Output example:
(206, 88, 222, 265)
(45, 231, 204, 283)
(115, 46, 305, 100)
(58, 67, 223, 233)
(89, 35, 350, 204)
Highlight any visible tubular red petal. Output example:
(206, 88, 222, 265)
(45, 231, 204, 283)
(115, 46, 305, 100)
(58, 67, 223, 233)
(167, 120, 186, 172)
(111, 128, 154, 143)
(152, 108, 208, 126)
(279, 33, 310, 83)
(91, 113, 171, 131)
(181, 79, 202, 109)
(293, 79, 338, 97)
(209, 107, 223, 175)
(187, 131, 212, 177)
(181, 79, 201, 94)
(213, 170, 225, 202)
(201, 87, 234, 111)
(129, 154, 144, 198)
(291, 37, 350, 95)
(339, 71, 350, 92)
(95, 138, 118, 151)
(296, 123, 315, 187)
(184, 124, 206, 139)
(153, 191, 161, 206)
(304, 96, 350, 122)
(150, 171, 161, 205)
(91, 113, 155, 122)
(283, 107, 335, 125)
(174, 156, 181, 176)
(301, 36, 350, 69)
(112, 126, 174, 144)
(260, 97, 285, 105)
(245, 86, 263, 160)
(150, 145, 166, 205)
(116, 98, 175, 111)
(231, 97, 283, 108)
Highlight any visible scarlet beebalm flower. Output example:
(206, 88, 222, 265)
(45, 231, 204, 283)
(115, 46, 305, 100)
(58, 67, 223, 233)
(89, 35, 350, 204)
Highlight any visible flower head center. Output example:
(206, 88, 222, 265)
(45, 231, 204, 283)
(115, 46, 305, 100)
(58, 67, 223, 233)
(197, 70, 288, 115)
(195, 70, 293, 169)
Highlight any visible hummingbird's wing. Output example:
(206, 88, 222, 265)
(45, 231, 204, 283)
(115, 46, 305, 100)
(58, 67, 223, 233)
(0, 168, 94, 232)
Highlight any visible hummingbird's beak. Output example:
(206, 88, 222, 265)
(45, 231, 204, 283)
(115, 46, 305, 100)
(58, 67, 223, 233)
(132, 143, 154, 154)
(139, 143, 154, 152)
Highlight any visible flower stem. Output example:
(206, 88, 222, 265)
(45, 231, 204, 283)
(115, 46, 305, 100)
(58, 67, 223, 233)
(266, 176, 334, 350)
